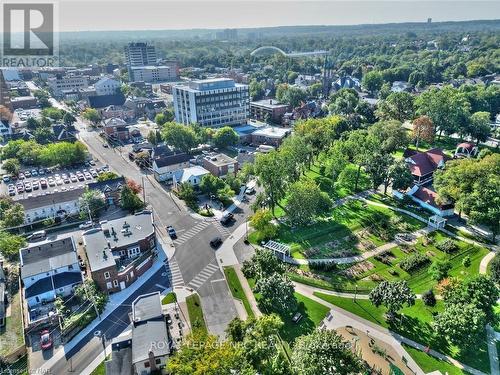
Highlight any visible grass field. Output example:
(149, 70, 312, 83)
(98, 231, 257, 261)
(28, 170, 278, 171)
(186, 294, 207, 334)
(278, 292, 330, 343)
(224, 266, 255, 318)
(161, 292, 177, 305)
(403, 345, 468, 375)
(90, 361, 106, 375)
(0, 291, 25, 357)
(314, 293, 490, 373)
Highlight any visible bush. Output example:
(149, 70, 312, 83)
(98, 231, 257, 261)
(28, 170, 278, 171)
(462, 255, 471, 268)
(428, 260, 452, 281)
(422, 289, 436, 306)
(309, 261, 338, 272)
(399, 253, 430, 273)
(436, 238, 458, 253)
(491, 256, 500, 284)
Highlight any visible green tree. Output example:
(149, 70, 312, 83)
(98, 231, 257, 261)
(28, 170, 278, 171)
(388, 160, 414, 192)
(412, 115, 435, 150)
(34, 127, 54, 144)
(42, 107, 64, 120)
(369, 280, 416, 320)
(255, 273, 297, 314)
(79, 189, 106, 219)
(241, 248, 284, 279)
(468, 111, 491, 143)
(254, 151, 288, 216)
(96, 171, 120, 182)
(428, 261, 451, 281)
(154, 109, 175, 126)
(63, 112, 77, 126)
(367, 120, 408, 153)
(213, 126, 239, 149)
(82, 108, 101, 126)
(161, 122, 198, 153)
(147, 130, 162, 145)
(362, 70, 384, 94)
(0, 231, 26, 259)
(285, 179, 332, 225)
(364, 152, 394, 191)
(120, 185, 144, 212)
(199, 174, 226, 196)
(249, 79, 265, 100)
(434, 303, 486, 351)
(292, 329, 363, 375)
(250, 209, 277, 241)
(276, 84, 307, 107)
(2, 158, 21, 175)
(376, 91, 414, 122)
(177, 182, 198, 208)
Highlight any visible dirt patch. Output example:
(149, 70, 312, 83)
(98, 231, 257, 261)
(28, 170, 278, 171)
(342, 261, 374, 278)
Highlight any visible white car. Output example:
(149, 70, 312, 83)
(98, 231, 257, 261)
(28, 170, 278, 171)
(70, 175, 78, 182)
(56, 179, 64, 186)
(48, 179, 56, 187)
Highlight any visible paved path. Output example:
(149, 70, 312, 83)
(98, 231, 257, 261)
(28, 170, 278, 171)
(296, 282, 488, 375)
(486, 324, 500, 375)
(234, 264, 263, 318)
(480, 251, 496, 275)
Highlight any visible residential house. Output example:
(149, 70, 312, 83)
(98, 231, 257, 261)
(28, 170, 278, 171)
(95, 77, 121, 96)
(144, 100, 167, 120)
(391, 81, 412, 92)
(88, 93, 126, 110)
(106, 292, 170, 375)
(103, 117, 130, 142)
(19, 236, 82, 327)
(151, 146, 191, 182)
(52, 124, 77, 142)
(394, 185, 455, 217)
(101, 105, 135, 121)
(87, 176, 126, 206)
(172, 166, 210, 189)
(403, 148, 449, 185)
(82, 212, 156, 293)
(332, 76, 361, 91)
(454, 142, 479, 158)
(203, 153, 238, 178)
(10, 96, 38, 110)
(18, 188, 85, 224)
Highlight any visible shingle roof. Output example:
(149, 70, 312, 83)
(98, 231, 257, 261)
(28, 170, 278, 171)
(18, 188, 85, 211)
(412, 186, 454, 210)
(25, 272, 82, 298)
(87, 177, 126, 194)
(88, 93, 126, 109)
(405, 148, 448, 177)
(20, 236, 78, 279)
(153, 152, 190, 168)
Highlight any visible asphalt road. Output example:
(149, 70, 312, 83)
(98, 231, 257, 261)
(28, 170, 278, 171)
(35, 93, 248, 372)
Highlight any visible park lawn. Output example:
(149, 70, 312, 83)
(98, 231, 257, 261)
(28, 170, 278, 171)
(278, 292, 330, 344)
(0, 291, 25, 357)
(314, 293, 490, 373)
(275, 199, 425, 259)
(186, 294, 207, 334)
(162, 292, 177, 305)
(403, 345, 468, 375)
(223, 266, 255, 318)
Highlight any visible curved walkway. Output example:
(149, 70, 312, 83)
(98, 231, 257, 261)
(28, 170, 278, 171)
(479, 251, 496, 275)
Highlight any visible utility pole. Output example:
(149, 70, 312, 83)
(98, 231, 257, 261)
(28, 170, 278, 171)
(142, 176, 146, 203)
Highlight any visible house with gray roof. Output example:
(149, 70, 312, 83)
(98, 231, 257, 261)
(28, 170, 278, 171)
(19, 235, 82, 326)
(82, 211, 156, 293)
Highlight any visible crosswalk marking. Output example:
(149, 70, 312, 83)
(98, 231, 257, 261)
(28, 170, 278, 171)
(187, 263, 220, 290)
(212, 220, 232, 237)
(173, 221, 210, 245)
(163, 258, 184, 287)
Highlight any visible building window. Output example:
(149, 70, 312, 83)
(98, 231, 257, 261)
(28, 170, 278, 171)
(104, 272, 110, 279)
(106, 282, 112, 289)
(155, 358, 161, 364)
(68, 264, 73, 270)
(144, 362, 150, 368)
(113, 280, 118, 287)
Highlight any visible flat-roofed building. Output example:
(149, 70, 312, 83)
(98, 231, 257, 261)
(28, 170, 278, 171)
(250, 99, 289, 123)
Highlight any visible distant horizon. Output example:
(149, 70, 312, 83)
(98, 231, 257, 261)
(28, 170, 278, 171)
(56, 1, 500, 32)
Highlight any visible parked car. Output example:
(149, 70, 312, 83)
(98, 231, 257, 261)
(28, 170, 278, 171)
(2, 175, 11, 183)
(40, 179, 48, 188)
(32, 180, 40, 190)
(210, 237, 223, 248)
(24, 182, 32, 192)
(220, 212, 234, 226)
(166, 226, 177, 239)
(28, 230, 46, 242)
(40, 330, 53, 350)
(79, 221, 93, 229)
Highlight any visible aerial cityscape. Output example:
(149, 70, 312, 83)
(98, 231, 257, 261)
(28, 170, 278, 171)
(0, 1, 499, 374)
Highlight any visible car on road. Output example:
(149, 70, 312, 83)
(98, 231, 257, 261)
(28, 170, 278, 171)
(40, 330, 53, 350)
(79, 221, 93, 230)
(28, 230, 46, 242)
(103, 143, 109, 148)
(220, 212, 234, 226)
(166, 226, 177, 239)
(210, 237, 223, 248)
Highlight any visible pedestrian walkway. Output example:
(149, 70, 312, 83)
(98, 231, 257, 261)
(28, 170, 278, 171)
(173, 220, 210, 245)
(186, 262, 220, 290)
(479, 251, 496, 275)
(215, 222, 247, 266)
(234, 264, 262, 317)
(297, 283, 487, 375)
(486, 324, 500, 375)
(164, 257, 185, 287)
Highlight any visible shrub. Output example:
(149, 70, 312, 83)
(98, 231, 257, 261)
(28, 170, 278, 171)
(399, 253, 430, 273)
(462, 255, 471, 268)
(491, 256, 500, 284)
(428, 260, 452, 281)
(436, 238, 458, 253)
(309, 261, 338, 272)
(422, 290, 436, 306)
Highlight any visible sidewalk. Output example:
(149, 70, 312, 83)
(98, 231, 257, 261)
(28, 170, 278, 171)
(234, 264, 262, 318)
(215, 221, 247, 266)
(297, 283, 488, 375)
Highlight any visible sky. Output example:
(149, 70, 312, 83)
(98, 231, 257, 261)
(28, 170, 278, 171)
(57, 1, 500, 32)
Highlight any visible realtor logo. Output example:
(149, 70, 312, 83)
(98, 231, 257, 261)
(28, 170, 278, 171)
(1, 2, 58, 67)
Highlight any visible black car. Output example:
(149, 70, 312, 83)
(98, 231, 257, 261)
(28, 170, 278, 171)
(210, 237, 223, 248)
(166, 225, 177, 239)
(220, 212, 234, 226)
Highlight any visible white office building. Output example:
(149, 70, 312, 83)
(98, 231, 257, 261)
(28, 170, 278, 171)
(95, 77, 121, 96)
(47, 75, 89, 97)
(173, 78, 249, 128)
(130, 66, 176, 83)
(124, 42, 157, 68)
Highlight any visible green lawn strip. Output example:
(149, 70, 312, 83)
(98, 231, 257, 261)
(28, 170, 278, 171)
(314, 293, 490, 373)
(162, 292, 177, 305)
(223, 266, 255, 318)
(278, 292, 330, 343)
(186, 294, 207, 334)
(90, 361, 106, 375)
(0, 291, 25, 357)
(403, 345, 468, 375)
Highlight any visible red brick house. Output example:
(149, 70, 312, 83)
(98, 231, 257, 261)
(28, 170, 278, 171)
(82, 212, 156, 293)
(203, 153, 238, 178)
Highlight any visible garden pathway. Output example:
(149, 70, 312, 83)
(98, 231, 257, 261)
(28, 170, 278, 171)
(296, 283, 488, 375)
(479, 251, 496, 275)
(234, 264, 263, 318)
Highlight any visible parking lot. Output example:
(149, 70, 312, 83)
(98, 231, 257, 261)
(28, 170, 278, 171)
(0, 160, 110, 200)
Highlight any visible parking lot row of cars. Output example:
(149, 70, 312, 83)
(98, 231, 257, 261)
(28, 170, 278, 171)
(6, 166, 109, 197)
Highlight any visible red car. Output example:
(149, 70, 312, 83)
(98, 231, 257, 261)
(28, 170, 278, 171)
(40, 329, 53, 350)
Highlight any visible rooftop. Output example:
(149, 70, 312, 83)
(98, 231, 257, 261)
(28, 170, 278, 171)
(173, 166, 210, 183)
(82, 212, 154, 272)
(250, 99, 289, 109)
(252, 126, 291, 139)
(18, 188, 85, 211)
(132, 292, 163, 322)
(204, 153, 237, 167)
(20, 236, 78, 279)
